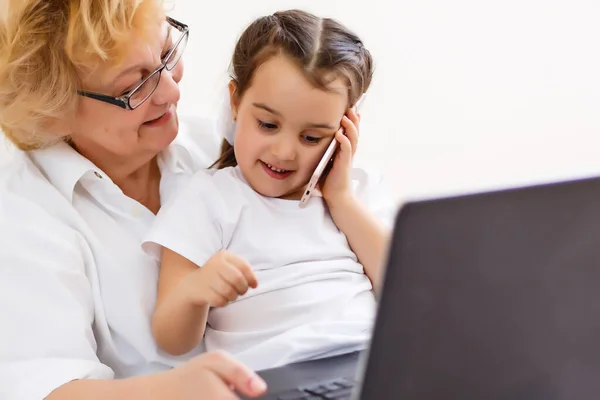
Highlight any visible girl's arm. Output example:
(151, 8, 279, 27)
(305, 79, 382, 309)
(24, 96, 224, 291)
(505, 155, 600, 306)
(328, 194, 389, 290)
(152, 248, 257, 356)
(152, 248, 210, 356)
(322, 110, 391, 291)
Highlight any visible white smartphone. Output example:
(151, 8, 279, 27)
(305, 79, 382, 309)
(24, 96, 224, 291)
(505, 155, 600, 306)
(299, 94, 366, 208)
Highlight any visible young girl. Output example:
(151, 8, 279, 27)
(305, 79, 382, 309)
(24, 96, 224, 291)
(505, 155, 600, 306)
(143, 9, 394, 371)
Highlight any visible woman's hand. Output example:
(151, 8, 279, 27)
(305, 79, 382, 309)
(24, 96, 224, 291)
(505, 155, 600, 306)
(166, 350, 267, 399)
(320, 109, 360, 206)
(47, 350, 267, 400)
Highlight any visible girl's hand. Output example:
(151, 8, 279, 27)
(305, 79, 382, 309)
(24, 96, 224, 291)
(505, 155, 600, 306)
(320, 109, 360, 205)
(185, 250, 258, 308)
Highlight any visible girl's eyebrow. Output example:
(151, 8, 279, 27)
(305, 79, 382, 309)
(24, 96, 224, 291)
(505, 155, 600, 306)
(252, 102, 336, 130)
(306, 122, 336, 130)
(253, 102, 281, 116)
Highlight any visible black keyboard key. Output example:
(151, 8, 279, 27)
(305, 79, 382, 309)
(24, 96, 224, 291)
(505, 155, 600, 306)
(333, 378, 355, 389)
(323, 387, 353, 399)
(322, 382, 341, 391)
(305, 385, 328, 395)
(276, 389, 312, 400)
(295, 378, 356, 399)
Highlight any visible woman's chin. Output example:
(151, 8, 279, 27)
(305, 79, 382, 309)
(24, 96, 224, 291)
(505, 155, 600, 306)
(140, 113, 179, 151)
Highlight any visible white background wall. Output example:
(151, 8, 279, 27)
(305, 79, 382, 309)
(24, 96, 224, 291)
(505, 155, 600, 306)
(2, 0, 599, 205)
(168, 0, 600, 204)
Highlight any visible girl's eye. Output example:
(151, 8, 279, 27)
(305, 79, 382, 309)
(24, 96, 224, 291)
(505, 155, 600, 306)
(302, 135, 322, 144)
(257, 120, 278, 131)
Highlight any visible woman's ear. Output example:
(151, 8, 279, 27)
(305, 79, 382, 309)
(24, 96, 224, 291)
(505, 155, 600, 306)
(228, 80, 239, 121)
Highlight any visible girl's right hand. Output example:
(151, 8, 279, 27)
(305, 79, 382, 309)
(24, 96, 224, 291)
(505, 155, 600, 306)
(187, 250, 258, 307)
(164, 350, 267, 399)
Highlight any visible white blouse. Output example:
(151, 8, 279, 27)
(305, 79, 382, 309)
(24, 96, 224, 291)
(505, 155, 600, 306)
(0, 117, 220, 400)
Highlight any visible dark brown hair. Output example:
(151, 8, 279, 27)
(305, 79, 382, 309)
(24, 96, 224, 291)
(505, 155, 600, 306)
(212, 9, 374, 169)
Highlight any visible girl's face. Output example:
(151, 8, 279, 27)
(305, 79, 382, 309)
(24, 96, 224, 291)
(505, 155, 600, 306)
(231, 53, 349, 200)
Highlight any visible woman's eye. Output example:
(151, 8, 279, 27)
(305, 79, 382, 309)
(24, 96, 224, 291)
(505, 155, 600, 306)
(302, 135, 322, 144)
(117, 79, 143, 96)
(257, 120, 278, 130)
(161, 48, 172, 62)
(118, 86, 135, 97)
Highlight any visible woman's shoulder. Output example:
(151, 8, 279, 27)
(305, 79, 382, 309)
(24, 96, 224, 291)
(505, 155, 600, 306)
(0, 151, 75, 230)
(0, 150, 57, 208)
(0, 150, 85, 263)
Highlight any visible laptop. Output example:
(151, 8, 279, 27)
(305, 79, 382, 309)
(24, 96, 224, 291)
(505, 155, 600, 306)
(245, 176, 600, 400)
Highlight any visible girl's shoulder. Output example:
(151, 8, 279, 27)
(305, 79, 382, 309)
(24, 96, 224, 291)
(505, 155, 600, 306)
(351, 166, 387, 196)
(189, 166, 247, 194)
(351, 167, 397, 229)
(179, 166, 251, 216)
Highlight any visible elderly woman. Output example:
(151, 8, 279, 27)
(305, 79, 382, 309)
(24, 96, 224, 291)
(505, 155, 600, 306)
(0, 0, 266, 399)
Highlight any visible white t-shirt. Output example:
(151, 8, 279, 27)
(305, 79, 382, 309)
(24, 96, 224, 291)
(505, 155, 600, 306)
(143, 166, 393, 371)
(0, 117, 220, 400)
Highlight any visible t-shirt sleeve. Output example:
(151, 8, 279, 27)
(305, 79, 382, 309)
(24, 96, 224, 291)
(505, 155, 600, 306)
(351, 167, 398, 230)
(143, 170, 225, 267)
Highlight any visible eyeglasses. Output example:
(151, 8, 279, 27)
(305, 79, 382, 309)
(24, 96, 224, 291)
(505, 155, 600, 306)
(77, 17, 189, 110)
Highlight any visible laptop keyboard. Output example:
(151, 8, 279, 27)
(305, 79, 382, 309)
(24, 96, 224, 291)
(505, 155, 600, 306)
(275, 378, 355, 400)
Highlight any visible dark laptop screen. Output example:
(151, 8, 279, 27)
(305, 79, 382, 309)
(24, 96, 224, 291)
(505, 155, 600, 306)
(359, 177, 600, 400)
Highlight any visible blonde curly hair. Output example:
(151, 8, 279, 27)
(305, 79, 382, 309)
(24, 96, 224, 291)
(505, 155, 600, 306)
(0, 0, 165, 150)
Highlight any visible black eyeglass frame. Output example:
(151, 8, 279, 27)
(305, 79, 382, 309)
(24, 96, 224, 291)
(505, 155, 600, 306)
(77, 17, 189, 110)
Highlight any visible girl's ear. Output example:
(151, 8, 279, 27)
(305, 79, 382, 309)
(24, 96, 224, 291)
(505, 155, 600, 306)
(228, 80, 239, 121)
